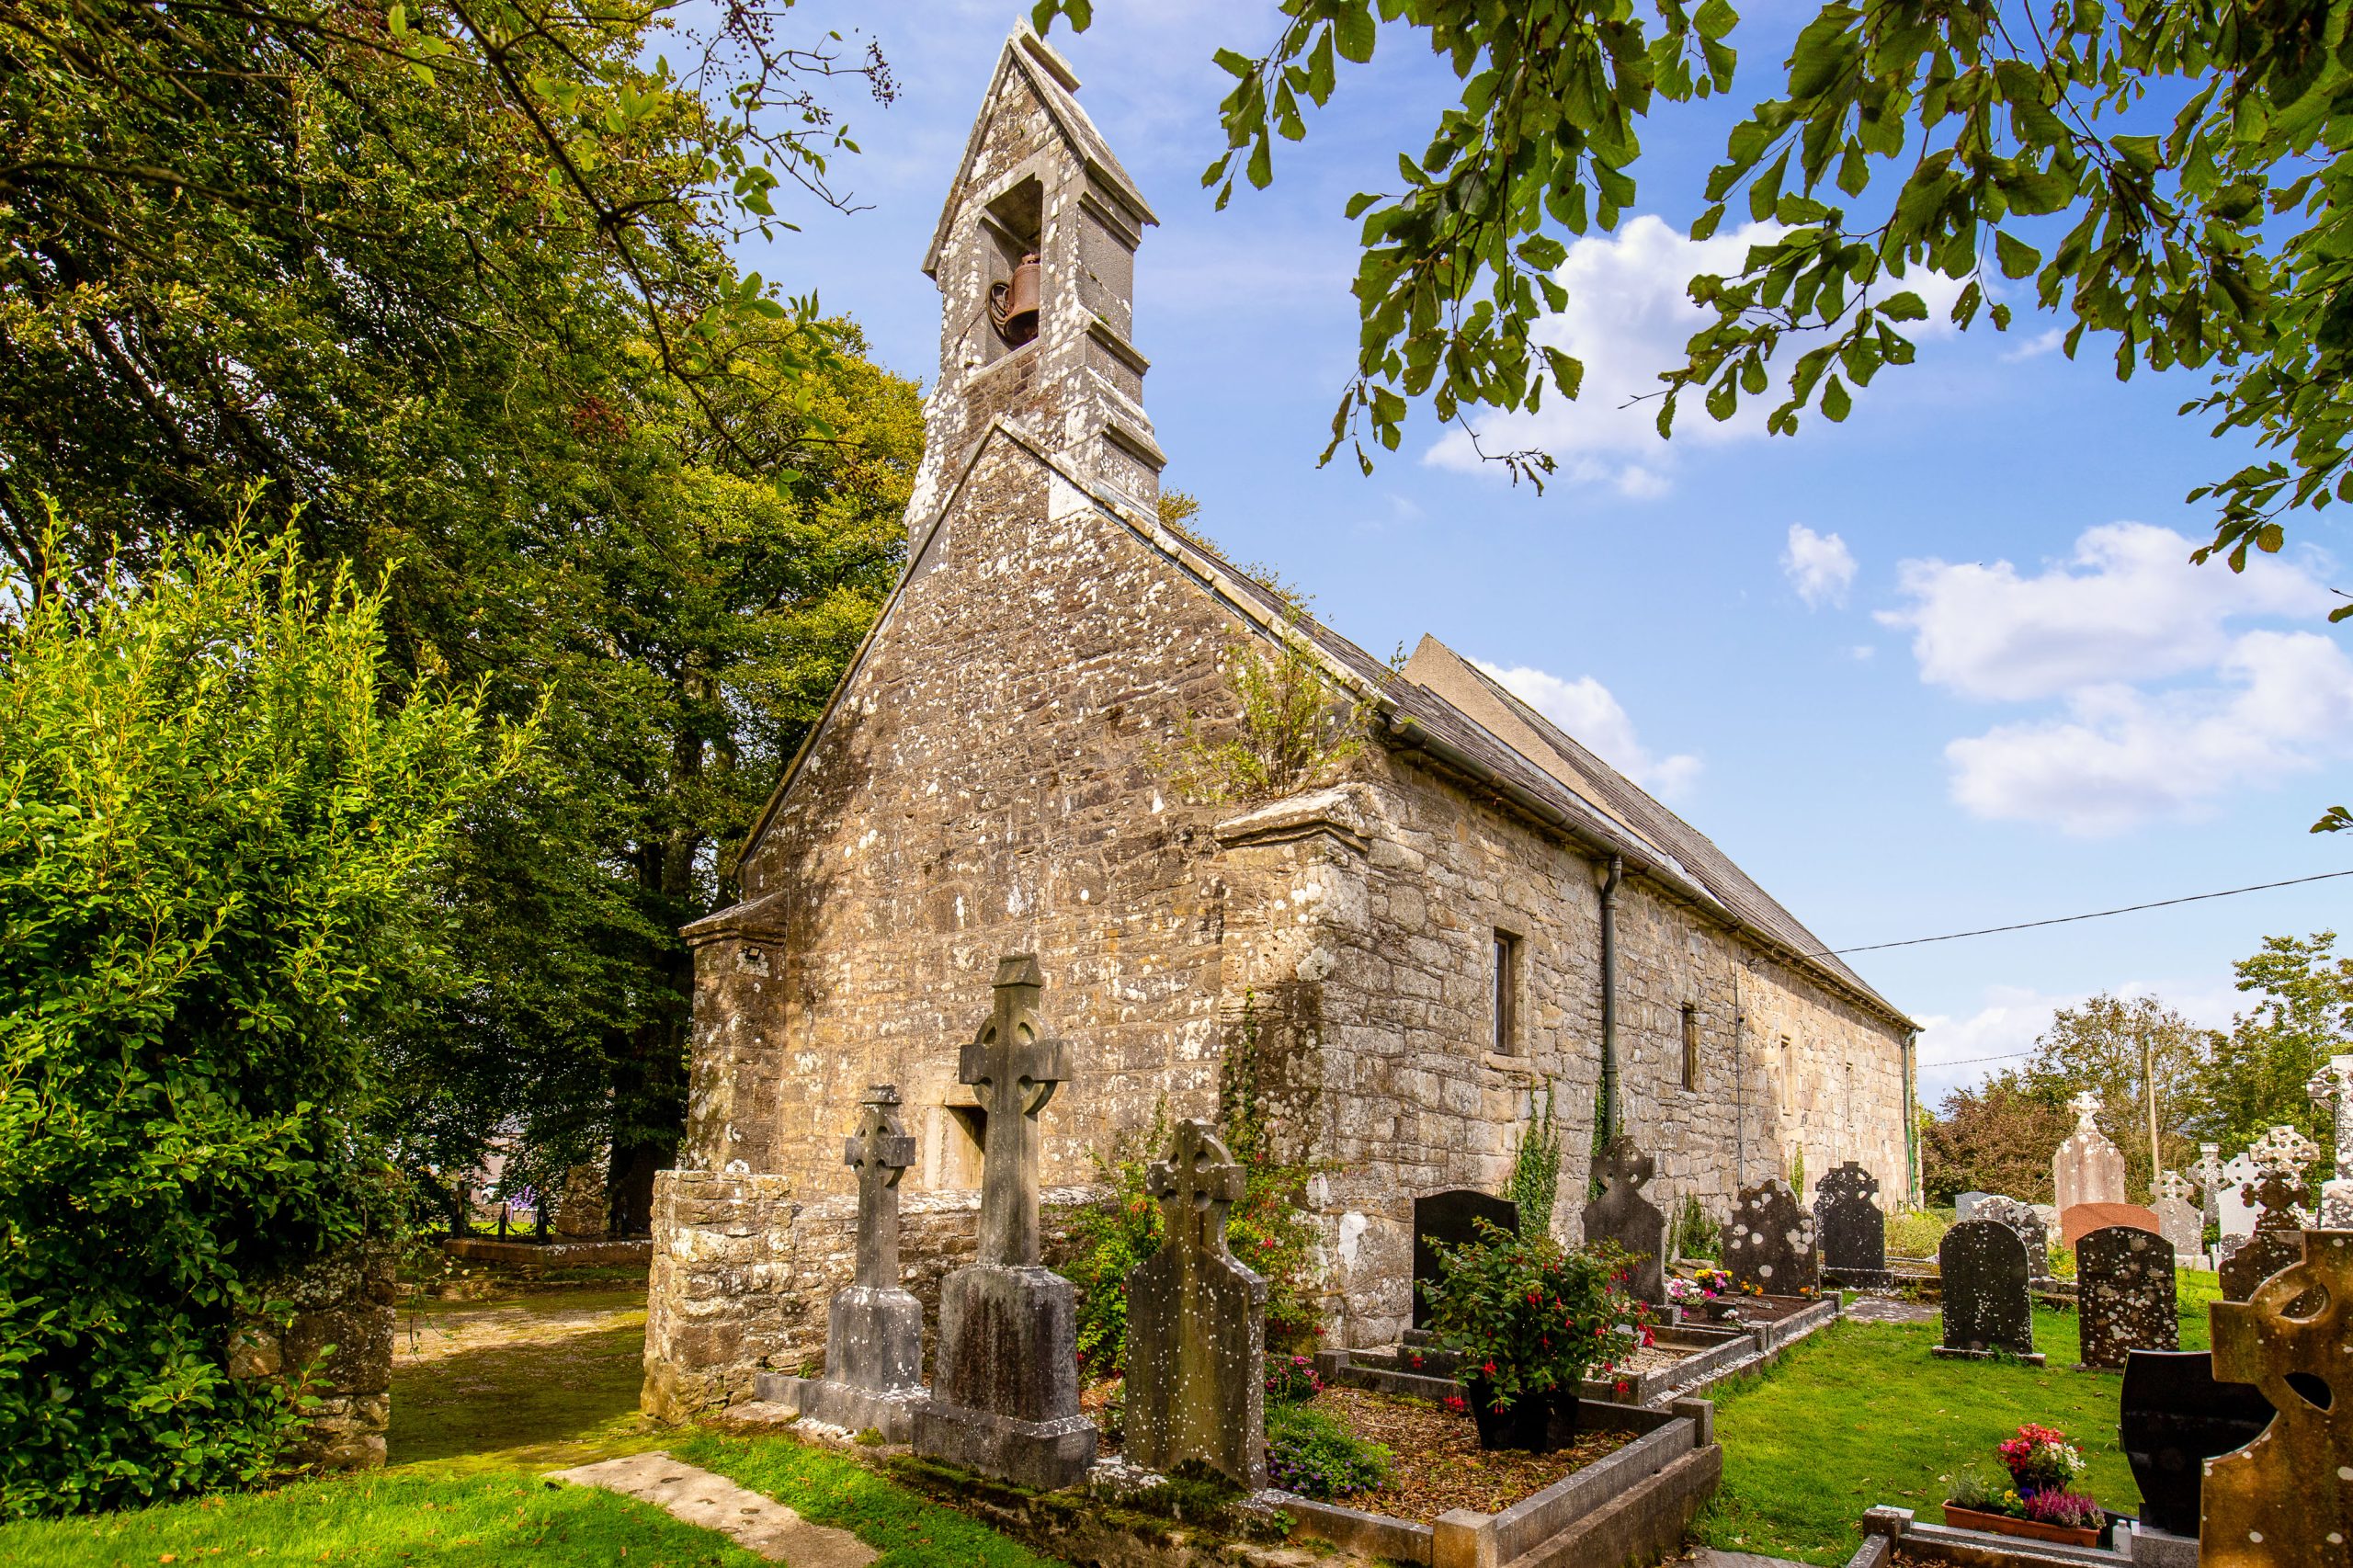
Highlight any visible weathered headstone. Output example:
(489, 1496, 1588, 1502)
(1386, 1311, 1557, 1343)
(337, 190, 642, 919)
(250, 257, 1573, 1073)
(1412, 1188, 1518, 1329)
(2191, 1143, 2225, 1229)
(1933, 1218, 2042, 1364)
(1814, 1161, 1888, 1285)
(2059, 1199, 2162, 1249)
(1124, 1119, 1266, 1491)
(2207, 1231, 2353, 1565)
(2306, 1054, 2353, 1227)
(2053, 1090, 2130, 1212)
(1580, 1136, 1666, 1305)
(2119, 1348, 2274, 1540)
(2074, 1225, 2178, 1369)
(2216, 1153, 2262, 1240)
(555, 1162, 607, 1238)
(2219, 1128, 2321, 1303)
(1954, 1190, 1991, 1222)
(911, 956, 1097, 1490)
(1974, 1195, 2054, 1283)
(2155, 1169, 2205, 1266)
(757, 1085, 926, 1439)
(1724, 1177, 1819, 1295)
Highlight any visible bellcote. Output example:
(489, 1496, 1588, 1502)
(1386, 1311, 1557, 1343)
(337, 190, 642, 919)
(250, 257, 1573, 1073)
(902, 23, 1163, 543)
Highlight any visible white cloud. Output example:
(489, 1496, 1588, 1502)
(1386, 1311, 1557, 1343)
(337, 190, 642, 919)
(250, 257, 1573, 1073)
(1783, 524, 1858, 608)
(1474, 659, 1702, 800)
(1944, 631, 2353, 834)
(2001, 326, 2068, 363)
(1426, 214, 1966, 494)
(1849, 644, 1877, 662)
(1878, 522, 2332, 702)
(1880, 521, 2353, 833)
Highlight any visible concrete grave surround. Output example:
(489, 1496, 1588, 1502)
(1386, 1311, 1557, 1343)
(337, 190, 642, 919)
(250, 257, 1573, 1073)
(1933, 1219, 2040, 1363)
(1972, 1196, 2054, 1283)
(1123, 1119, 1267, 1490)
(2206, 1231, 2353, 1567)
(2052, 1091, 2130, 1212)
(1813, 1161, 1886, 1278)
(2075, 1225, 2178, 1370)
(1413, 1188, 1518, 1329)
(2307, 1055, 2353, 1227)
(1581, 1136, 1668, 1305)
(1724, 1179, 1818, 1295)
(636, 19, 1918, 1421)
(911, 956, 1097, 1489)
(2120, 1348, 2275, 1541)
(755, 1085, 926, 1440)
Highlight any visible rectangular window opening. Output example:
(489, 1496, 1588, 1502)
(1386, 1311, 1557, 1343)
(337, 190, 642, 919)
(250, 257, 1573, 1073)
(1493, 930, 1521, 1055)
(1681, 1004, 1700, 1090)
(943, 1105, 988, 1189)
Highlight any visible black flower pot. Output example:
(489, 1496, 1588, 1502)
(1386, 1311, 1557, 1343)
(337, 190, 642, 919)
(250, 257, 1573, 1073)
(1464, 1380, 1557, 1452)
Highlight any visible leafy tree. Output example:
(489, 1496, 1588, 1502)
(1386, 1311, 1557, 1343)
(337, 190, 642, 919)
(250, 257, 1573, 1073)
(1032, 0, 2353, 635)
(2, 0, 921, 1228)
(1920, 1071, 2073, 1201)
(2021, 993, 2214, 1198)
(0, 523, 519, 1516)
(2198, 930, 2353, 1153)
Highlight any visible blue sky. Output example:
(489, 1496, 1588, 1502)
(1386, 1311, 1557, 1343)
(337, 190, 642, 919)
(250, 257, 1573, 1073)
(747, 2, 2353, 1107)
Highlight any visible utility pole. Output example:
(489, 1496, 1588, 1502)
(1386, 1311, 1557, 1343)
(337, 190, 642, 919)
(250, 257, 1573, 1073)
(2142, 1028, 2163, 1201)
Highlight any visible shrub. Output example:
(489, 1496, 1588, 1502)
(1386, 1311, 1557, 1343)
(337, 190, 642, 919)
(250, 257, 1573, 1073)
(1422, 1221, 1645, 1410)
(1265, 1354, 1324, 1404)
(0, 525, 517, 1517)
(1673, 1193, 1720, 1261)
(2023, 1490, 2103, 1529)
(1886, 1208, 1950, 1258)
(1506, 1079, 1562, 1236)
(1265, 1403, 1389, 1499)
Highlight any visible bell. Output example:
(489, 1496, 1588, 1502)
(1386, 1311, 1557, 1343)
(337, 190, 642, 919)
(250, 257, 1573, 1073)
(991, 253, 1041, 344)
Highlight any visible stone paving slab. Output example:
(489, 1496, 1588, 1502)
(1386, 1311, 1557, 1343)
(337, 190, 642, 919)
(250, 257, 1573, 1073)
(1841, 1296, 1938, 1325)
(546, 1449, 877, 1566)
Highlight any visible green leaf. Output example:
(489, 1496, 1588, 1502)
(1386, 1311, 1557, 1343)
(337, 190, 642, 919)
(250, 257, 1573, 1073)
(1213, 48, 1256, 79)
(1995, 230, 2041, 278)
(1691, 204, 1725, 241)
(1821, 376, 1852, 421)
(1334, 6, 1377, 65)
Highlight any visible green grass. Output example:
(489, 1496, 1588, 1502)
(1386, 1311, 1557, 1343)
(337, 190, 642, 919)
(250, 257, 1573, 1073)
(0, 1471, 768, 1567)
(1698, 1281, 2222, 1566)
(680, 1436, 1059, 1568)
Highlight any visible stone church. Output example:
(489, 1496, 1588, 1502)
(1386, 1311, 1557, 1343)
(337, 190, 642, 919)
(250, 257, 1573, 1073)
(642, 24, 1917, 1420)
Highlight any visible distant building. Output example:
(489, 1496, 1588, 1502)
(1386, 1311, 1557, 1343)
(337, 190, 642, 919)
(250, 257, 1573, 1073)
(642, 24, 1916, 1420)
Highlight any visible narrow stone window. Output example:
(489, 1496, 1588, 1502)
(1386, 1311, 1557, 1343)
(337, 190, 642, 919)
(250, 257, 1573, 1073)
(942, 1105, 988, 1189)
(1681, 1004, 1700, 1090)
(1779, 1033, 1798, 1113)
(1493, 930, 1520, 1054)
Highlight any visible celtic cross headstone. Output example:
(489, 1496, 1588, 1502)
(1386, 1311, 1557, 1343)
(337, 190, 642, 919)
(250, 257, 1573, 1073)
(2220, 1126, 2321, 1302)
(1580, 1136, 1667, 1304)
(1124, 1120, 1266, 1490)
(757, 1085, 927, 1438)
(2207, 1232, 2353, 1564)
(2306, 1054, 2353, 1226)
(912, 956, 1097, 1489)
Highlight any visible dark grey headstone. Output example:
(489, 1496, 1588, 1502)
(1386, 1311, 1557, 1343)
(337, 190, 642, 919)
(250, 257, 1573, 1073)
(1814, 1162, 1886, 1277)
(1934, 1218, 2041, 1363)
(1579, 1137, 1666, 1305)
(1974, 1195, 2053, 1281)
(1413, 1188, 1518, 1329)
(2075, 1224, 2178, 1369)
(1724, 1178, 1818, 1295)
(2120, 1349, 2274, 1538)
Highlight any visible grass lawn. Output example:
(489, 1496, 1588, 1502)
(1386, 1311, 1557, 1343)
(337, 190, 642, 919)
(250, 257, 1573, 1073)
(1699, 1277, 2222, 1566)
(1, 1286, 1051, 1567)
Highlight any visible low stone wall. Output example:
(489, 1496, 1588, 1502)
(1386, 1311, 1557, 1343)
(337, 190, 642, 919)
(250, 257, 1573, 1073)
(230, 1243, 395, 1471)
(442, 1237, 654, 1270)
(642, 1168, 1102, 1423)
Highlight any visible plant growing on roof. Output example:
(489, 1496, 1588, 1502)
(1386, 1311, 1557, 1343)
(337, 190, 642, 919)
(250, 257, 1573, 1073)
(1155, 610, 1371, 806)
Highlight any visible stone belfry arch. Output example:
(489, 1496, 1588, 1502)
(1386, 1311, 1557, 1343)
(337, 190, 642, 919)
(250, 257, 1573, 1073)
(904, 22, 1164, 558)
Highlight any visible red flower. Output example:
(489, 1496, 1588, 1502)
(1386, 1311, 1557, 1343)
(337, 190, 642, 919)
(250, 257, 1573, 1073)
(1483, 1360, 1497, 1376)
(1615, 1380, 1631, 1396)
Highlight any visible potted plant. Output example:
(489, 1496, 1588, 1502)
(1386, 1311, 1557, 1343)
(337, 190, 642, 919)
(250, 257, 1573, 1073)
(1420, 1220, 1644, 1452)
(1941, 1426, 2102, 1548)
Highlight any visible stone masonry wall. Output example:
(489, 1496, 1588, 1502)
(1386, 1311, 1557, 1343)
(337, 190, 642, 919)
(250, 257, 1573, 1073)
(229, 1243, 395, 1471)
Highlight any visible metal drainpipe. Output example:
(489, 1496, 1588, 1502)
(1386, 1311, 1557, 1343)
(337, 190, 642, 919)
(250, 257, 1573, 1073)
(1904, 1029, 1920, 1204)
(1598, 854, 1624, 1149)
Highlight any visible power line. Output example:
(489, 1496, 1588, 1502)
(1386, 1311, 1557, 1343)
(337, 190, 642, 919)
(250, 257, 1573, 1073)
(1825, 869, 2353, 957)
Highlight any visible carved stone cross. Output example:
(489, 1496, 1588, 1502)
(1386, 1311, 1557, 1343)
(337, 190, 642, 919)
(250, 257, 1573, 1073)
(845, 1084, 917, 1289)
(1593, 1134, 1656, 1199)
(2306, 1055, 2353, 1176)
(1148, 1119, 1247, 1257)
(961, 954, 1072, 1267)
(2068, 1089, 2102, 1129)
(2192, 1142, 2225, 1225)
(2250, 1123, 2320, 1178)
(2157, 1167, 2195, 1204)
